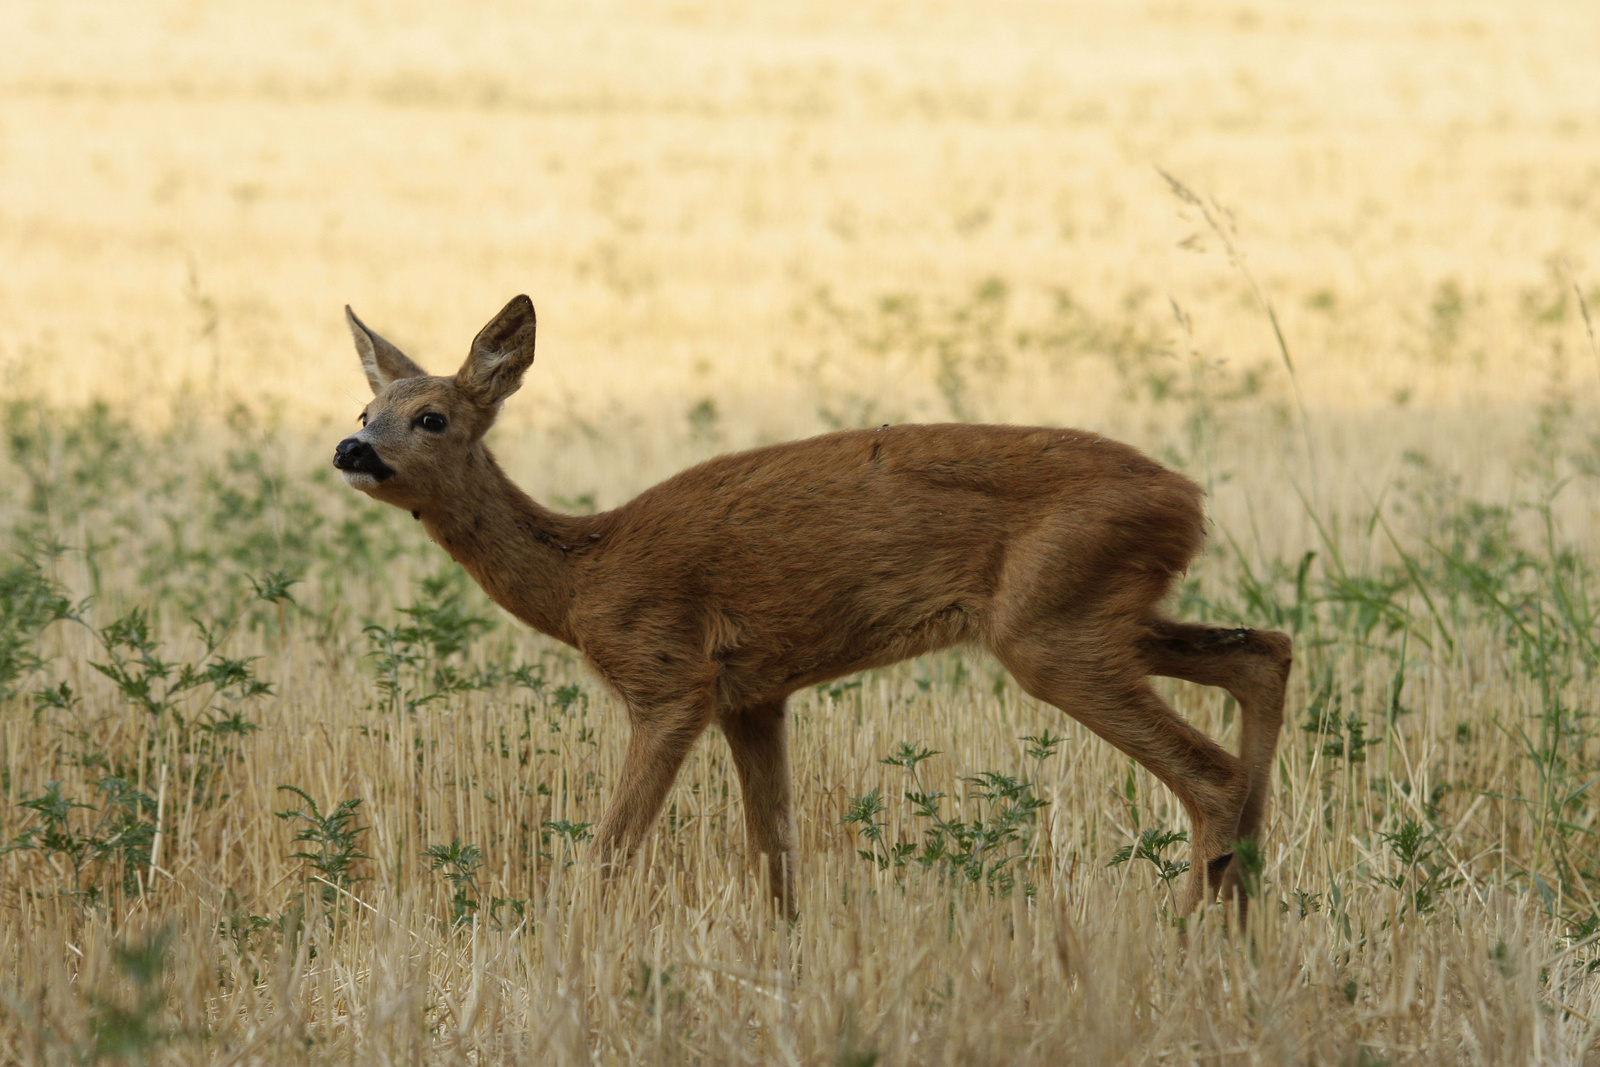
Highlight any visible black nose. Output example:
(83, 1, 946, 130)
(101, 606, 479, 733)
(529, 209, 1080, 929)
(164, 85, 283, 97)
(333, 437, 396, 480)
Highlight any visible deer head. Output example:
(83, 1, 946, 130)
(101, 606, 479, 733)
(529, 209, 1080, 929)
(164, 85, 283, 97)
(332, 295, 538, 512)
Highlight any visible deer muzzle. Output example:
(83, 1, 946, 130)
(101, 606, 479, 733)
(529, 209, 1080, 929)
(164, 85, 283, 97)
(333, 437, 396, 485)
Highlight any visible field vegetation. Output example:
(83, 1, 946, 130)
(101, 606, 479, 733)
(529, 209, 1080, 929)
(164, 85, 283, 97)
(2, 1, 1600, 1062)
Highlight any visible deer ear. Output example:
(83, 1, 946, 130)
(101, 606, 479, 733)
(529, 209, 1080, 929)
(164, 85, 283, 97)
(346, 306, 428, 394)
(457, 295, 536, 406)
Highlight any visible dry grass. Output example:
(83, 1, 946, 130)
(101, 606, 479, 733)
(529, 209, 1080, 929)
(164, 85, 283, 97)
(2, 0, 1600, 1063)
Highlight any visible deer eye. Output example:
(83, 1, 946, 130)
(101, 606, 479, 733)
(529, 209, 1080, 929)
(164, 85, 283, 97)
(359, 412, 367, 426)
(418, 413, 447, 433)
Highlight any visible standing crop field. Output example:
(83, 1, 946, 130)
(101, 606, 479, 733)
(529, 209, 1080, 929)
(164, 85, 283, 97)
(2, 1, 1599, 1063)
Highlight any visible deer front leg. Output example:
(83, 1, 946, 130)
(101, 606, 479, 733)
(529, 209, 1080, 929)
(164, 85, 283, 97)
(719, 697, 798, 919)
(593, 699, 714, 877)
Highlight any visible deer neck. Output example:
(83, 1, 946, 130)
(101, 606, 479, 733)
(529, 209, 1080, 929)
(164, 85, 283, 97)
(415, 446, 585, 645)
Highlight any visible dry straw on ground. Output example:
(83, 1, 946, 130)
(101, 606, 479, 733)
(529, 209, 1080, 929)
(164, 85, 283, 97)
(2, 1, 1600, 1063)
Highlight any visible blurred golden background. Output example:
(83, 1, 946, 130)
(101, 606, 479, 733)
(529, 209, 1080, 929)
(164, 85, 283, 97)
(6, 0, 1596, 419)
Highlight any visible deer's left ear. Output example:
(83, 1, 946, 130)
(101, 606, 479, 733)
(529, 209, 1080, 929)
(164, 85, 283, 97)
(457, 295, 537, 406)
(347, 307, 428, 394)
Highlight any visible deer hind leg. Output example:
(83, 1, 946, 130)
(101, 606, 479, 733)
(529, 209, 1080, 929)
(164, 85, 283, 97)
(718, 697, 798, 919)
(593, 697, 715, 877)
(994, 628, 1250, 916)
(1140, 620, 1292, 903)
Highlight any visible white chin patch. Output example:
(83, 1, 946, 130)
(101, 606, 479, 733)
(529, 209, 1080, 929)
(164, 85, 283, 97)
(340, 470, 381, 491)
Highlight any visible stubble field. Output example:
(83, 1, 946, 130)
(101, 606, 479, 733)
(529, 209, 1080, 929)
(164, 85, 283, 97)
(2, 1, 1600, 1063)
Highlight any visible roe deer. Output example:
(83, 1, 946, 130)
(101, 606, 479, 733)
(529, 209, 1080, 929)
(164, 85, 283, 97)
(332, 295, 1292, 920)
